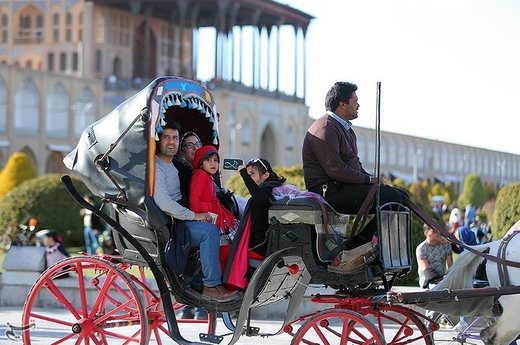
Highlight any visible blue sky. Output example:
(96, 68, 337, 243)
(199, 0, 520, 155)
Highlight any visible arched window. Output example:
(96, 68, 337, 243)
(442, 147, 448, 172)
(240, 120, 250, 146)
(285, 126, 294, 150)
(21, 146, 38, 171)
(367, 140, 375, 164)
(407, 145, 415, 169)
(46, 83, 70, 138)
(66, 12, 73, 42)
(46, 152, 65, 173)
(357, 134, 366, 163)
(14, 78, 39, 134)
(0, 77, 7, 132)
(388, 138, 397, 165)
(74, 87, 97, 136)
(1, 14, 8, 44)
(433, 146, 441, 170)
(52, 13, 60, 42)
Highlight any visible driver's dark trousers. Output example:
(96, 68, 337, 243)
(309, 182, 409, 250)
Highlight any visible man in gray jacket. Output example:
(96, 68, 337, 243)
(154, 119, 238, 301)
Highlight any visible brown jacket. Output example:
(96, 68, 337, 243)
(302, 114, 370, 189)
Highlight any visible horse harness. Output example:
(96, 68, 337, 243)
(496, 231, 519, 286)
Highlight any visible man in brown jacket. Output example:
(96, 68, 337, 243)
(302, 81, 407, 272)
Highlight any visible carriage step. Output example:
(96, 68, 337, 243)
(199, 333, 223, 344)
(243, 326, 260, 336)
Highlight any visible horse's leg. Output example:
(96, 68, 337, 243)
(480, 296, 520, 345)
(483, 236, 520, 345)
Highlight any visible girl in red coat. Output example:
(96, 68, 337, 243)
(190, 145, 238, 242)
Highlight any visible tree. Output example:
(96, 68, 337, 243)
(493, 183, 520, 239)
(408, 182, 428, 205)
(0, 174, 90, 246)
(458, 173, 485, 208)
(0, 152, 37, 198)
(390, 178, 406, 189)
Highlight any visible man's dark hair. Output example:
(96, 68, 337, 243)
(325, 82, 358, 112)
(159, 119, 182, 138)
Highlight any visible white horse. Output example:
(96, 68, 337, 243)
(430, 220, 520, 345)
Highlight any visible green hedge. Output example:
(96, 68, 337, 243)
(493, 183, 520, 239)
(0, 174, 90, 247)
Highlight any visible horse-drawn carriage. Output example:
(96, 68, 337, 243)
(20, 76, 520, 345)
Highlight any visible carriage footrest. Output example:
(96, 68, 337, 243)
(243, 326, 260, 336)
(199, 333, 223, 344)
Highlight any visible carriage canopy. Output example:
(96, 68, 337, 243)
(64, 77, 220, 207)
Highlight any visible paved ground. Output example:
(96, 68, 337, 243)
(0, 306, 487, 345)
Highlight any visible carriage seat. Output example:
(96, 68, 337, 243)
(268, 197, 349, 262)
(111, 197, 171, 267)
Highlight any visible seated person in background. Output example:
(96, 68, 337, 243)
(223, 158, 285, 289)
(416, 224, 453, 288)
(190, 145, 239, 241)
(302, 81, 407, 272)
(153, 119, 239, 302)
(42, 230, 71, 277)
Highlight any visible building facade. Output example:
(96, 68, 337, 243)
(0, 0, 518, 188)
(0, 0, 312, 174)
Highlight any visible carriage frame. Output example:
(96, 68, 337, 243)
(20, 76, 520, 345)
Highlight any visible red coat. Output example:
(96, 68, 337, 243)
(189, 169, 237, 233)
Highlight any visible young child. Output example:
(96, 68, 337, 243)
(223, 158, 286, 289)
(42, 230, 70, 269)
(189, 145, 238, 241)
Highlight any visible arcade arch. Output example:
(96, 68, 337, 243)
(46, 82, 70, 138)
(74, 87, 97, 136)
(14, 77, 39, 134)
(260, 123, 276, 164)
(0, 76, 6, 132)
(45, 151, 65, 173)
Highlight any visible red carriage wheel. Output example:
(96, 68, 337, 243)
(128, 266, 213, 344)
(22, 256, 149, 345)
(362, 305, 434, 345)
(291, 308, 386, 345)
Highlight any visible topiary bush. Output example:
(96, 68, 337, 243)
(493, 183, 520, 239)
(458, 173, 485, 209)
(0, 174, 91, 247)
(0, 151, 37, 198)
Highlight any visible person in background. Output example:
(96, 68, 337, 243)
(223, 158, 285, 289)
(98, 229, 118, 255)
(448, 208, 477, 254)
(464, 203, 477, 227)
(42, 230, 70, 276)
(80, 194, 101, 254)
(416, 224, 453, 289)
